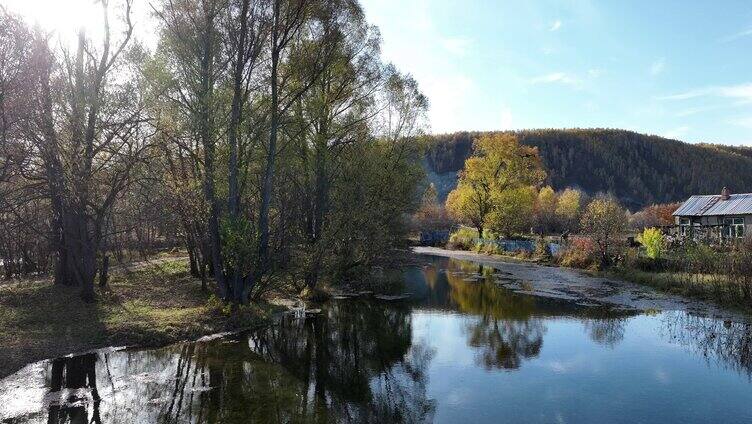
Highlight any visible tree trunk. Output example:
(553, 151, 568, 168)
(227, 0, 251, 305)
(99, 255, 109, 288)
(200, 262, 208, 293)
(198, 11, 227, 300)
(254, 23, 280, 300)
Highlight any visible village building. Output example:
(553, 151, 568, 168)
(673, 187, 751, 239)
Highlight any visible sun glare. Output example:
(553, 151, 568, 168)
(4, 0, 102, 39)
(2, 0, 153, 47)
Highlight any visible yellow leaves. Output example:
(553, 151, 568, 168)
(555, 188, 582, 222)
(581, 196, 627, 261)
(446, 183, 482, 226)
(536, 186, 557, 214)
(637, 227, 665, 260)
(486, 186, 537, 236)
(445, 133, 547, 235)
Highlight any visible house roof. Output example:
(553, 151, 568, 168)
(673, 193, 752, 217)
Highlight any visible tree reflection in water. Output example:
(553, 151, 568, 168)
(661, 312, 752, 378)
(582, 318, 627, 348)
(421, 257, 635, 369)
(46, 353, 101, 424)
(14, 300, 434, 424)
(8, 256, 752, 423)
(443, 262, 546, 370)
(248, 300, 436, 422)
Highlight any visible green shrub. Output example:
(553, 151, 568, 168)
(637, 227, 664, 260)
(481, 229, 498, 240)
(447, 227, 479, 250)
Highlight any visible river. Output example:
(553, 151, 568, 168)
(1, 253, 751, 423)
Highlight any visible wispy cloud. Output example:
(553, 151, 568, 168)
(658, 83, 752, 102)
(729, 116, 752, 129)
(530, 72, 581, 87)
(674, 104, 728, 117)
(549, 19, 562, 31)
(675, 107, 708, 117)
(721, 26, 752, 43)
(650, 58, 665, 76)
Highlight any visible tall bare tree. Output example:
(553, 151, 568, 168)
(24, 0, 150, 301)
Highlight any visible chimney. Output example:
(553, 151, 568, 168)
(721, 187, 731, 201)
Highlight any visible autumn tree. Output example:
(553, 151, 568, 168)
(487, 186, 537, 237)
(446, 133, 546, 237)
(555, 188, 584, 232)
(581, 196, 627, 266)
(413, 183, 450, 231)
(533, 185, 558, 234)
(630, 202, 680, 230)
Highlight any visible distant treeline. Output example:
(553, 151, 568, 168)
(423, 129, 752, 209)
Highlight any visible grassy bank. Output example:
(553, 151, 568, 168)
(611, 267, 752, 313)
(0, 257, 282, 379)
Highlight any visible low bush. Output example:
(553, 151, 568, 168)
(447, 227, 479, 250)
(558, 236, 599, 270)
(534, 237, 552, 261)
(637, 227, 665, 260)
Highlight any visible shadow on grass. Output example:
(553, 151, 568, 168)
(0, 258, 271, 378)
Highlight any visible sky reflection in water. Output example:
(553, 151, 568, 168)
(2, 255, 752, 423)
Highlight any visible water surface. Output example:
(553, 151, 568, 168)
(2, 255, 752, 423)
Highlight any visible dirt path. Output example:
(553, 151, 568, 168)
(414, 246, 750, 323)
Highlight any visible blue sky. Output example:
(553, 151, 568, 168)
(360, 0, 752, 145)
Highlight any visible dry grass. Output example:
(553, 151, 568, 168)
(612, 267, 752, 313)
(0, 258, 281, 378)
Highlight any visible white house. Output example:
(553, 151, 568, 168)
(673, 188, 751, 239)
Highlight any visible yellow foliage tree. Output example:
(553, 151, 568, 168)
(487, 186, 537, 237)
(581, 196, 627, 265)
(534, 185, 558, 233)
(446, 184, 489, 237)
(555, 188, 583, 232)
(445, 133, 546, 237)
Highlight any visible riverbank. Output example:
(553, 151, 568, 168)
(610, 266, 752, 312)
(0, 257, 282, 379)
(414, 246, 750, 322)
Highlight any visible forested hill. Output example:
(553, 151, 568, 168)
(423, 129, 752, 210)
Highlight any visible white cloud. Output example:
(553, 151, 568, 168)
(729, 116, 752, 129)
(654, 369, 670, 384)
(587, 68, 602, 78)
(658, 83, 752, 102)
(650, 58, 665, 76)
(549, 20, 562, 31)
(530, 72, 581, 87)
(674, 104, 727, 117)
(721, 27, 752, 43)
(441, 37, 472, 56)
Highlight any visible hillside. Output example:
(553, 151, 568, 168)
(423, 129, 752, 210)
